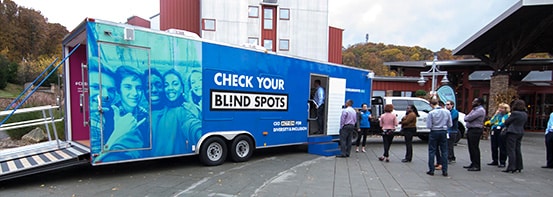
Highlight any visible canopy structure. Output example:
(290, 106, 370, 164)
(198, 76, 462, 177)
(453, 0, 553, 71)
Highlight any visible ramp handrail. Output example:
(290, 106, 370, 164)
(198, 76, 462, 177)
(0, 43, 80, 127)
(3, 58, 58, 111)
(0, 105, 63, 147)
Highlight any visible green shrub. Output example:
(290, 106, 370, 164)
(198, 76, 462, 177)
(415, 89, 427, 97)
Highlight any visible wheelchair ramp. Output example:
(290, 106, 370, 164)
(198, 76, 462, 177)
(0, 140, 89, 181)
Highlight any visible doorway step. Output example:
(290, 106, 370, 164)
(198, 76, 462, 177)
(307, 135, 340, 156)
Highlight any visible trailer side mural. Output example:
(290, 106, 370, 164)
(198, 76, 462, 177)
(83, 22, 202, 164)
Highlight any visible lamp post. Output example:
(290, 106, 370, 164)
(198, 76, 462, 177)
(418, 53, 449, 99)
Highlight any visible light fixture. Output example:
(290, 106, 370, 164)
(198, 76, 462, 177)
(418, 76, 426, 86)
(441, 75, 449, 84)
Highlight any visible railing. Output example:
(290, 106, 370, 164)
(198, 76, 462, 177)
(0, 105, 63, 148)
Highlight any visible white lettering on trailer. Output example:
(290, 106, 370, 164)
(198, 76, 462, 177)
(213, 72, 254, 88)
(256, 77, 284, 90)
(213, 72, 284, 90)
(211, 90, 288, 110)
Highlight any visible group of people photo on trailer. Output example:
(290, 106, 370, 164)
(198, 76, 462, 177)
(88, 44, 202, 163)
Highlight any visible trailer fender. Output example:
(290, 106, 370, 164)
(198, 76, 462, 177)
(195, 131, 254, 154)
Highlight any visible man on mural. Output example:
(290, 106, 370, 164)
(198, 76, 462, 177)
(313, 79, 325, 134)
(337, 99, 357, 158)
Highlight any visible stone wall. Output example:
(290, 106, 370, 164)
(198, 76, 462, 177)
(488, 74, 510, 116)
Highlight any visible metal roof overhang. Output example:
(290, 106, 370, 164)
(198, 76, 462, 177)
(384, 58, 553, 67)
(454, 0, 553, 56)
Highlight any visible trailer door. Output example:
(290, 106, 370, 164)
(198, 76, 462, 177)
(90, 42, 152, 164)
(326, 77, 346, 135)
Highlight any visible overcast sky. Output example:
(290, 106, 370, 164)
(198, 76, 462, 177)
(13, 0, 519, 51)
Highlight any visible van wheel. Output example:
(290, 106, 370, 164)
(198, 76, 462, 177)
(199, 137, 227, 166)
(229, 135, 254, 162)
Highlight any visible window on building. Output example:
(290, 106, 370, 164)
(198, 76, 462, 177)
(248, 37, 259, 45)
(264, 39, 273, 50)
(279, 39, 289, 51)
(203, 19, 216, 31)
(248, 6, 259, 18)
(264, 8, 273, 29)
(373, 91, 385, 97)
(280, 8, 290, 20)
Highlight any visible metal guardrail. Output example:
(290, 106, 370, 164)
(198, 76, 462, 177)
(0, 105, 63, 148)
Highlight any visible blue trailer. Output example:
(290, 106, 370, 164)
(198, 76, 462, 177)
(0, 18, 372, 180)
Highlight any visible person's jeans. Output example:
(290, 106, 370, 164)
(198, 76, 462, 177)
(382, 133, 394, 157)
(490, 128, 507, 164)
(546, 133, 553, 167)
(356, 128, 369, 147)
(467, 127, 483, 168)
(316, 104, 325, 133)
(448, 133, 458, 161)
(339, 124, 354, 156)
(402, 128, 416, 160)
(428, 130, 448, 173)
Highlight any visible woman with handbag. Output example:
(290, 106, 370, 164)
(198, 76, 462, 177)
(400, 105, 419, 162)
(379, 104, 398, 162)
(487, 103, 510, 168)
(502, 99, 528, 173)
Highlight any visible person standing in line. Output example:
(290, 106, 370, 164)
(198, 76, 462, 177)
(356, 103, 371, 153)
(434, 101, 446, 170)
(445, 100, 459, 164)
(543, 111, 553, 169)
(379, 104, 398, 162)
(487, 103, 510, 168)
(313, 79, 325, 134)
(400, 105, 418, 162)
(502, 99, 528, 173)
(463, 98, 487, 171)
(337, 99, 357, 158)
(426, 99, 452, 176)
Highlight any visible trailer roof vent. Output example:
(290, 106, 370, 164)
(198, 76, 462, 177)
(166, 28, 200, 39)
(124, 28, 135, 41)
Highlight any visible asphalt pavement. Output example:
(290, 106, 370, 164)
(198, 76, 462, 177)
(253, 132, 553, 197)
(1, 132, 553, 197)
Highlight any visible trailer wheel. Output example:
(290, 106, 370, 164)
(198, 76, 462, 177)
(199, 137, 227, 166)
(229, 135, 254, 162)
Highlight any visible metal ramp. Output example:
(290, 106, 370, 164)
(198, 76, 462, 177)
(0, 140, 89, 181)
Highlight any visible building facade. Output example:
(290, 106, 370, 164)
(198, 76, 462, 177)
(153, 0, 341, 63)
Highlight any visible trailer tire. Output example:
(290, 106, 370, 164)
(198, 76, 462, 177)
(199, 137, 227, 166)
(229, 135, 254, 162)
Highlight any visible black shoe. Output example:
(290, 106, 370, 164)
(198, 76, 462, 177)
(487, 162, 498, 166)
(401, 159, 411, 163)
(467, 167, 481, 171)
(336, 155, 347, 158)
(541, 166, 553, 169)
(498, 164, 506, 168)
(426, 171, 434, 176)
(442, 172, 448, 177)
(463, 165, 473, 169)
(502, 169, 516, 173)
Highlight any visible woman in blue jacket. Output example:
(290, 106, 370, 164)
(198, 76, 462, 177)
(355, 103, 371, 153)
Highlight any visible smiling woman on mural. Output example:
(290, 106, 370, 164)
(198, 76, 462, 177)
(164, 69, 186, 106)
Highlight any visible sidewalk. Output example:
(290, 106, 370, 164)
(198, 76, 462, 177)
(255, 132, 553, 197)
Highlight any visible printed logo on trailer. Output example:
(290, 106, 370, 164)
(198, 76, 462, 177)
(210, 90, 288, 111)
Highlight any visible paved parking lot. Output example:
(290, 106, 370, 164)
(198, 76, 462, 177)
(255, 132, 553, 197)
(1, 132, 553, 197)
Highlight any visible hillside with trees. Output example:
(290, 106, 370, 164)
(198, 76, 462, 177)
(341, 42, 466, 76)
(0, 0, 68, 90)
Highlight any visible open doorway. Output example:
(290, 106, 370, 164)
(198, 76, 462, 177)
(308, 75, 328, 136)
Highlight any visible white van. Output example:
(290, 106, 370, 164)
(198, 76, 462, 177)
(371, 96, 466, 141)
